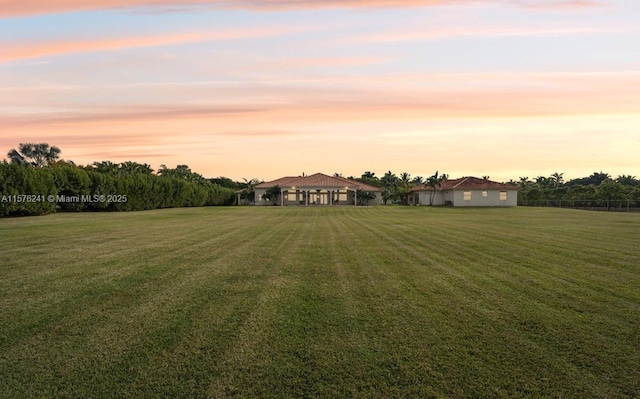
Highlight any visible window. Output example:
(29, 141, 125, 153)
(287, 192, 297, 201)
(482, 191, 488, 197)
(464, 191, 471, 201)
(500, 191, 508, 201)
(338, 193, 347, 201)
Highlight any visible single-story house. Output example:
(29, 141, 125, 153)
(253, 173, 383, 206)
(410, 176, 519, 207)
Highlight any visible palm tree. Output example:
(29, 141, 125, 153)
(93, 161, 120, 174)
(158, 164, 204, 183)
(426, 171, 447, 205)
(119, 161, 153, 174)
(588, 171, 610, 186)
(398, 172, 412, 205)
(157, 164, 170, 176)
(535, 176, 550, 188)
(139, 163, 153, 174)
(7, 149, 27, 165)
(550, 172, 564, 188)
(7, 143, 61, 167)
(240, 178, 260, 205)
(616, 175, 639, 186)
(362, 171, 376, 179)
(380, 171, 398, 205)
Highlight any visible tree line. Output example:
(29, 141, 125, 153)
(202, 169, 640, 209)
(339, 170, 640, 209)
(4, 143, 640, 214)
(1, 143, 236, 217)
(333, 170, 448, 205)
(514, 172, 640, 210)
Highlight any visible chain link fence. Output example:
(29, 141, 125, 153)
(519, 199, 640, 211)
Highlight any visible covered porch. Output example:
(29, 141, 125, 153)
(281, 187, 358, 206)
(252, 173, 383, 206)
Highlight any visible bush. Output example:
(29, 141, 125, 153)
(0, 163, 57, 216)
(1, 162, 236, 217)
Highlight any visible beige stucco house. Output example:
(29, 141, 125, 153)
(253, 173, 382, 206)
(410, 176, 518, 207)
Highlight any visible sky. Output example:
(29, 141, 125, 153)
(1, 0, 639, 182)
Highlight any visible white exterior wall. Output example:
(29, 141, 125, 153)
(371, 192, 383, 205)
(253, 188, 268, 205)
(503, 190, 518, 207)
(416, 191, 444, 205)
(412, 189, 517, 206)
(451, 189, 517, 207)
(443, 190, 455, 205)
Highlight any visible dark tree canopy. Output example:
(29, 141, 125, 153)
(262, 185, 281, 205)
(8, 143, 61, 167)
(426, 171, 448, 206)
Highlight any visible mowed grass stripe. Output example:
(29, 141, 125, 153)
(342, 211, 563, 396)
(384, 208, 638, 304)
(341, 208, 639, 397)
(258, 210, 447, 397)
(1, 207, 639, 398)
(1, 208, 292, 397)
(340, 210, 559, 397)
(1, 209, 267, 342)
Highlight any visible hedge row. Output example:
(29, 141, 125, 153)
(0, 163, 236, 217)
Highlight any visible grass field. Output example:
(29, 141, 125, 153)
(1, 206, 639, 398)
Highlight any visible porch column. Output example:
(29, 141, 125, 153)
(354, 189, 358, 206)
(305, 190, 309, 206)
(280, 188, 283, 206)
(329, 190, 333, 205)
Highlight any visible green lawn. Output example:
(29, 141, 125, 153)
(1, 207, 639, 398)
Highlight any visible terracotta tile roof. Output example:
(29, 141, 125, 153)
(255, 173, 381, 191)
(412, 177, 518, 192)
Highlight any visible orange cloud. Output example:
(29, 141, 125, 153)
(3, 83, 638, 130)
(0, 105, 267, 127)
(3, 70, 637, 177)
(0, 0, 598, 18)
(3, 109, 636, 182)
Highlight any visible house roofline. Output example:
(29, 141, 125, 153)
(254, 172, 382, 192)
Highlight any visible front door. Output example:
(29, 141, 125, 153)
(310, 192, 327, 205)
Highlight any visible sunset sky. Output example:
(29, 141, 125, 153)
(1, 0, 638, 182)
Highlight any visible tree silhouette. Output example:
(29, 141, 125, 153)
(426, 171, 447, 206)
(7, 143, 61, 167)
(550, 172, 564, 188)
(380, 171, 398, 204)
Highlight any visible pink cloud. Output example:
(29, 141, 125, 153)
(0, 26, 305, 63)
(0, 0, 439, 17)
(0, 0, 598, 18)
(3, 82, 638, 130)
